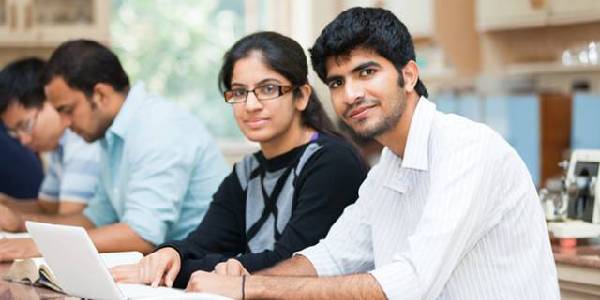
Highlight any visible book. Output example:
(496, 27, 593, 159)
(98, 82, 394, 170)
(2, 251, 143, 293)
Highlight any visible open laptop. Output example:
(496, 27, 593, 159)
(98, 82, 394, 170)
(25, 221, 230, 300)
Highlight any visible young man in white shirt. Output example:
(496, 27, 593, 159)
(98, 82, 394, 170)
(143, 7, 560, 299)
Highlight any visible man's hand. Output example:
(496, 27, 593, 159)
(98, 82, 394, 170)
(110, 247, 181, 288)
(0, 238, 40, 262)
(214, 258, 249, 276)
(0, 204, 25, 232)
(186, 270, 243, 299)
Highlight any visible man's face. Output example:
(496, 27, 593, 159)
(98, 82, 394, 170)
(325, 48, 407, 139)
(22, 102, 67, 152)
(44, 77, 110, 143)
(1, 101, 38, 140)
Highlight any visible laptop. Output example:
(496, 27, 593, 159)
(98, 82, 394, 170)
(25, 221, 230, 300)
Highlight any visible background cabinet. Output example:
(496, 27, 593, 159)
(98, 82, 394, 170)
(477, 0, 600, 31)
(477, 0, 546, 31)
(0, 0, 109, 46)
(435, 94, 541, 185)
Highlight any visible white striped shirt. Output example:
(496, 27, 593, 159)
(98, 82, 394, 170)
(299, 97, 559, 299)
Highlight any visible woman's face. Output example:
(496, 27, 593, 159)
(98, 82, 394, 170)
(230, 52, 308, 144)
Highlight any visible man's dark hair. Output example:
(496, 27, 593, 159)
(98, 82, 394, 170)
(309, 7, 428, 98)
(42, 39, 129, 97)
(0, 57, 46, 114)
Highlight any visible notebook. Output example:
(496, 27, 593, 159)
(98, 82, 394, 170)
(25, 221, 231, 300)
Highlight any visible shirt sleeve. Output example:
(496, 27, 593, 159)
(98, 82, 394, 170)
(56, 141, 100, 203)
(119, 139, 196, 246)
(298, 161, 377, 277)
(369, 132, 497, 300)
(83, 183, 119, 226)
(38, 152, 61, 202)
(39, 138, 100, 204)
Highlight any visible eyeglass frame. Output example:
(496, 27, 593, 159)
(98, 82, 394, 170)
(6, 109, 39, 139)
(223, 84, 296, 104)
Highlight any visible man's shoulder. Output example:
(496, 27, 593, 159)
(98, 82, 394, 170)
(432, 112, 503, 147)
(128, 97, 209, 142)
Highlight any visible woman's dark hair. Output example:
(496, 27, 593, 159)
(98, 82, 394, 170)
(0, 57, 46, 114)
(41, 39, 129, 98)
(218, 31, 340, 137)
(309, 7, 428, 98)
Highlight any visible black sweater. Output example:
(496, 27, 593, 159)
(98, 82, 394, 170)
(161, 133, 368, 288)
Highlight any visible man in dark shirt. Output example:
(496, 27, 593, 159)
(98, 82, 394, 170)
(0, 58, 45, 199)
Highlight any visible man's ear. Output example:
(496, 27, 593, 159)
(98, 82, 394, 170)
(92, 83, 116, 107)
(401, 60, 419, 93)
(294, 84, 311, 112)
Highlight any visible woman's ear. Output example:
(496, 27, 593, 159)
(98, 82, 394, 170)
(294, 84, 311, 112)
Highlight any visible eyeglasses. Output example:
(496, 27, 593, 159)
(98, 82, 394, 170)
(6, 110, 39, 139)
(224, 84, 295, 104)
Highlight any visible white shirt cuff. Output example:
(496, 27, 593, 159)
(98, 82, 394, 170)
(369, 259, 421, 300)
(297, 242, 342, 277)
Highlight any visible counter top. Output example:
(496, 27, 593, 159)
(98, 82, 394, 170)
(553, 243, 600, 269)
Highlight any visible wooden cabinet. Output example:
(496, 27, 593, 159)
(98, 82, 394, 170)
(548, 0, 600, 25)
(477, 0, 546, 31)
(341, 0, 434, 39)
(477, 0, 600, 31)
(384, 0, 433, 39)
(0, 0, 109, 46)
(435, 93, 541, 184)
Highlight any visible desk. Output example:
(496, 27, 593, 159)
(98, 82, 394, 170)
(553, 239, 600, 299)
(0, 263, 72, 300)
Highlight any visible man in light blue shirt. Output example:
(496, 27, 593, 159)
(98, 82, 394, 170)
(0, 40, 228, 261)
(83, 81, 227, 245)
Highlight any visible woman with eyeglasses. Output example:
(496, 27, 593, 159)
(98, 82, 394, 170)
(111, 31, 368, 289)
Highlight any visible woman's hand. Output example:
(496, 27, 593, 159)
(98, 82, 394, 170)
(213, 258, 250, 276)
(110, 247, 182, 287)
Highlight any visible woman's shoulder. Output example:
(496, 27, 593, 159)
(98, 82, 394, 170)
(297, 133, 366, 174)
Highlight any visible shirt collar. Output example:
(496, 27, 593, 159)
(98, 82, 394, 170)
(399, 96, 435, 171)
(105, 82, 146, 140)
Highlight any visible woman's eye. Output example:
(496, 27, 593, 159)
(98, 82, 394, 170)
(260, 85, 277, 95)
(232, 89, 247, 97)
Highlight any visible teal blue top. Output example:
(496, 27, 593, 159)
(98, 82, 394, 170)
(84, 83, 229, 245)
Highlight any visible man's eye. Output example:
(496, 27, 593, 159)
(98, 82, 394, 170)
(359, 69, 375, 77)
(58, 106, 74, 114)
(328, 79, 342, 89)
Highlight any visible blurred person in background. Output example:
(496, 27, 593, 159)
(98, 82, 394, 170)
(0, 40, 228, 261)
(0, 58, 45, 200)
(0, 57, 101, 218)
